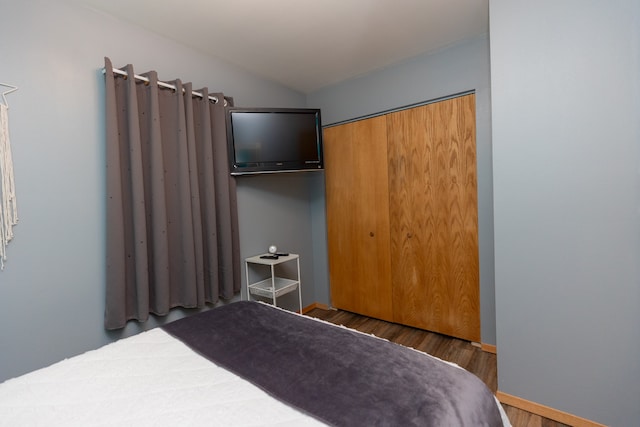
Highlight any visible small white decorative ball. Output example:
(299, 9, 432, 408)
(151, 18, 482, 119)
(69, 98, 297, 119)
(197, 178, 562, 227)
(268, 245, 278, 254)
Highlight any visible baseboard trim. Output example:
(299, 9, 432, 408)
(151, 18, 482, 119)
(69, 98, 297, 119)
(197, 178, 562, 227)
(496, 391, 607, 427)
(301, 302, 330, 313)
(481, 343, 497, 354)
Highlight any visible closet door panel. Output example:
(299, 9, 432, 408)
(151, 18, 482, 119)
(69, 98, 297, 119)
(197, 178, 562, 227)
(324, 117, 393, 321)
(387, 94, 480, 342)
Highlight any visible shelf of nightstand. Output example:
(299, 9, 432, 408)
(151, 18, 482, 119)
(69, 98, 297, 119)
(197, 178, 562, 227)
(248, 277, 299, 298)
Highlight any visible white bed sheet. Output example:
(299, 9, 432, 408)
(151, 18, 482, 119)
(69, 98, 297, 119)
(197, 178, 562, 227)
(0, 323, 511, 427)
(0, 328, 323, 427)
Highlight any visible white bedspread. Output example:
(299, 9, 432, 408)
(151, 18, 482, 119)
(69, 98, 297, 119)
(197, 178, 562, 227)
(0, 328, 323, 427)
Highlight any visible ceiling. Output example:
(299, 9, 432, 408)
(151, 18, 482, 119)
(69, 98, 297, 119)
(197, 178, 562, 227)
(72, 0, 489, 94)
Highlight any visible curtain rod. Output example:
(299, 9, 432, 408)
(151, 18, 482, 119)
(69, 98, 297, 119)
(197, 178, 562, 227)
(104, 68, 225, 105)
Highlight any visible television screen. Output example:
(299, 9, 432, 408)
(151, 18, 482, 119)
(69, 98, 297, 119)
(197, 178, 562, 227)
(226, 108, 323, 175)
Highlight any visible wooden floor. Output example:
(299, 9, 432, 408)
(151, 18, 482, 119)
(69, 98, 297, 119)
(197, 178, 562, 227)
(305, 307, 570, 427)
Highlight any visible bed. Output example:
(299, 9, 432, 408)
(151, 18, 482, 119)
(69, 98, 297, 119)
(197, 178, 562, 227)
(0, 301, 510, 426)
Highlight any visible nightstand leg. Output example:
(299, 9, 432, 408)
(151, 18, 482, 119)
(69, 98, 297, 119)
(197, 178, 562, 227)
(245, 261, 250, 302)
(271, 264, 276, 306)
(296, 257, 302, 313)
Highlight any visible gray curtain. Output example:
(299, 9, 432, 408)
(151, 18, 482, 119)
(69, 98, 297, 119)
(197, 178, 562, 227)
(104, 57, 240, 330)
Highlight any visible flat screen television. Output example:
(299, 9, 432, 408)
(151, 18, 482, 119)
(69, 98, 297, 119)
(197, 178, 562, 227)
(225, 107, 324, 175)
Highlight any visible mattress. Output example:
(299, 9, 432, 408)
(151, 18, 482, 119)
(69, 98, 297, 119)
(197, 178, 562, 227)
(0, 302, 511, 427)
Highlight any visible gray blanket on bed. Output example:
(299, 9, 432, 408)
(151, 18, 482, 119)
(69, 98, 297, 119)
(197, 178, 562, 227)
(163, 301, 503, 427)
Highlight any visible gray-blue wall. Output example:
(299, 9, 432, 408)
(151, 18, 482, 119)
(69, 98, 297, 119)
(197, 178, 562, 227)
(235, 172, 327, 311)
(0, 0, 310, 382)
(307, 35, 496, 345)
(490, 1, 640, 425)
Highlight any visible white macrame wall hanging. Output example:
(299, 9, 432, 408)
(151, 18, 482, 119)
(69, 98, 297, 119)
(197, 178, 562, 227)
(0, 83, 19, 270)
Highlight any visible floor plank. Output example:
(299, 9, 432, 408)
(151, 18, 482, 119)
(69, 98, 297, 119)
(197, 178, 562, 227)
(305, 307, 570, 427)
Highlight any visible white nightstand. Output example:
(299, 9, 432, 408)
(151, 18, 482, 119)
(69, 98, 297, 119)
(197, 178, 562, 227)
(244, 253, 302, 313)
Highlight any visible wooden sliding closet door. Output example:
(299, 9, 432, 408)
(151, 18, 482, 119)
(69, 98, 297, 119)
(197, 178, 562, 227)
(387, 94, 480, 342)
(324, 116, 394, 322)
